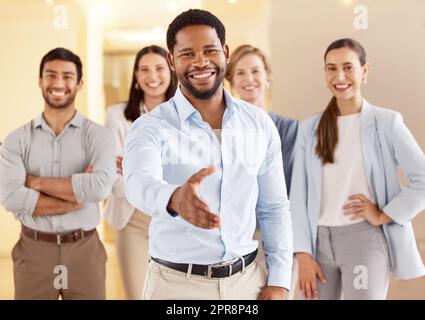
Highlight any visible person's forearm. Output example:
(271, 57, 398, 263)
(28, 176, 78, 203)
(33, 193, 82, 216)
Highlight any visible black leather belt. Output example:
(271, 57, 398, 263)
(152, 249, 258, 278)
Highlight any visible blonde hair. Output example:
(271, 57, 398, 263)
(225, 44, 272, 83)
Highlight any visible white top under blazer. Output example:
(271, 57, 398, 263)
(319, 113, 370, 226)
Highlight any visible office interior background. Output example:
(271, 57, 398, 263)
(0, 0, 424, 299)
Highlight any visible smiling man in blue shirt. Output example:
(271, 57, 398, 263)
(123, 9, 293, 300)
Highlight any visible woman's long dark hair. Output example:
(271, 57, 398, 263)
(124, 45, 177, 122)
(316, 38, 366, 164)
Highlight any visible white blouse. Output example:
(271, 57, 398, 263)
(319, 113, 372, 226)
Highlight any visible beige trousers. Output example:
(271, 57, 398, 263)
(115, 210, 151, 299)
(143, 259, 267, 300)
(12, 230, 107, 300)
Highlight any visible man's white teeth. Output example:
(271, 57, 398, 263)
(192, 73, 212, 79)
(147, 82, 160, 88)
(243, 86, 256, 91)
(51, 91, 65, 97)
(335, 84, 350, 89)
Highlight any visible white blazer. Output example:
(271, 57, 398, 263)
(104, 103, 144, 230)
(290, 100, 425, 280)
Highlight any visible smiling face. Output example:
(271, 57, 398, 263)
(325, 47, 369, 102)
(230, 53, 269, 108)
(168, 24, 229, 100)
(135, 52, 171, 100)
(39, 59, 82, 110)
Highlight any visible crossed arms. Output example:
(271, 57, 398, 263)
(0, 128, 116, 218)
(25, 166, 92, 216)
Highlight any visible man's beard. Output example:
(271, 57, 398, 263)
(42, 90, 76, 109)
(179, 66, 225, 100)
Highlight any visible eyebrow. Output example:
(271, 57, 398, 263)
(139, 63, 166, 68)
(177, 44, 220, 53)
(326, 62, 354, 66)
(235, 66, 260, 71)
(44, 69, 76, 75)
(204, 44, 220, 49)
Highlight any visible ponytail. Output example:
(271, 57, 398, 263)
(315, 97, 340, 164)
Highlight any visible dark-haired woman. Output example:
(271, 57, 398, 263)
(291, 38, 425, 300)
(104, 45, 177, 299)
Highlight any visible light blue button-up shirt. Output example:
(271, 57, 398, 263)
(123, 87, 293, 288)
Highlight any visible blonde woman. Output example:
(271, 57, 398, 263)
(226, 45, 298, 278)
(104, 45, 177, 299)
(226, 45, 298, 192)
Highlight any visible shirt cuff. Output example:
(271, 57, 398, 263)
(267, 264, 292, 291)
(293, 243, 313, 256)
(382, 204, 407, 226)
(23, 188, 40, 216)
(155, 184, 180, 218)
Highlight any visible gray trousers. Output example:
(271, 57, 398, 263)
(315, 221, 390, 300)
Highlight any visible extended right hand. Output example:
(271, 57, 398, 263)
(296, 252, 327, 300)
(167, 166, 220, 229)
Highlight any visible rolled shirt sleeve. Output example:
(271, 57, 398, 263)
(71, 125, 116, 204)
(0, 130, 40, 217)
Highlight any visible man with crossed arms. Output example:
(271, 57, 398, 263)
(0, 48, 115, 299)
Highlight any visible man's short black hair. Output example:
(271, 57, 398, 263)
(166, 9, 226, 53)
(39, 47, 83, 82)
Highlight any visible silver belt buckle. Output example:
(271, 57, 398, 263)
(56, 234, 62, 245)
(207, 259, 237, 278)
(72, 230, 84, 241)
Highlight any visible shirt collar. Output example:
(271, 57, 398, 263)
(34, 110, 83, 130)
(173, 85, 236, 122)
